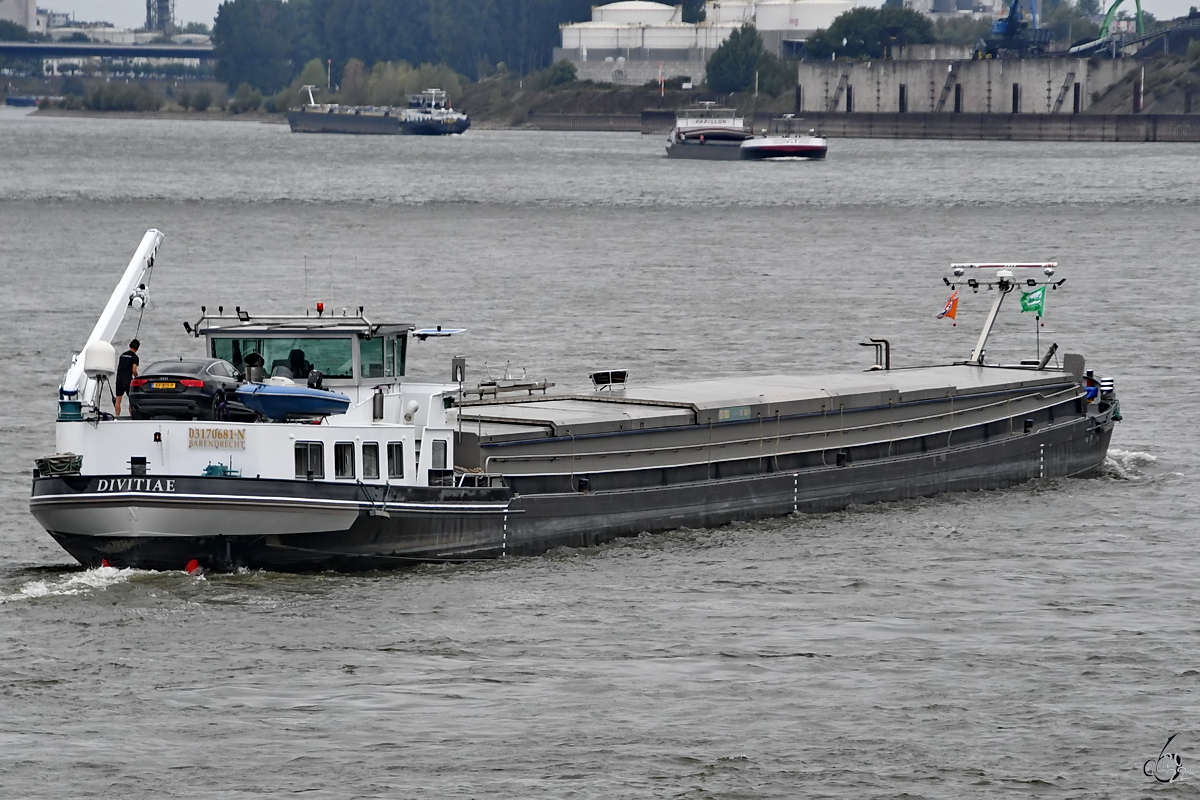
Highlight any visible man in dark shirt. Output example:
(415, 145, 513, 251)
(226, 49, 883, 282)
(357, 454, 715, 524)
(114, 339, 140, 417)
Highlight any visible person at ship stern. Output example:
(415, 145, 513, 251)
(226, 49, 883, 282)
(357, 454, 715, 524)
(114, 338, 140, 417)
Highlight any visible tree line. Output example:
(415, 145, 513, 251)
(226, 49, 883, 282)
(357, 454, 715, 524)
(213, 0, 595, 92)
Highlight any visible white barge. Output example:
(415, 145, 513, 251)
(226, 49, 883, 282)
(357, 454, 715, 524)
(29, 231, 1121, 571)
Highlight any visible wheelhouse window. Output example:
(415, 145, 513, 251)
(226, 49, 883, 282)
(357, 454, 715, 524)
(334, 442, 355, 479)
(295, 442, 324, 479)
(362, 442, 380, 480)
(431, 440, 447, 470)
(387, 442, 404, 479)
(211, 337, 354, 380)
(391, 336, 407, 377)
(362, 338, 385, 379)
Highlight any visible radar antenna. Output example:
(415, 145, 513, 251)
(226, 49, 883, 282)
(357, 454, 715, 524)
(944, 262, 1063, 365)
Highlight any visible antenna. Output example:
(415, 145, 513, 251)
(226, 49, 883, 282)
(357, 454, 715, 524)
(943, 262, 1062, 365)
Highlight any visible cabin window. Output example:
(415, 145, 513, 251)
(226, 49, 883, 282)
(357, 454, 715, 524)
(387, 441, 404, 478)
(363, 442, 380, 479)
(211, 337, 354, 380)
(393, 336, 407, 377)
(361, 338, 385, 379)
(431, 440, 447, 469)
(294, 442, 324, 479)
(384, 337, 397, 377)
(334, 442, 355, 479)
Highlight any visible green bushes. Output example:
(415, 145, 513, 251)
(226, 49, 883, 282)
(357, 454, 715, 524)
(74, 83, 164, 111)
(228, 82, 263, 113)
(537, 60, 577, 89)
(99, 83, 158, 111)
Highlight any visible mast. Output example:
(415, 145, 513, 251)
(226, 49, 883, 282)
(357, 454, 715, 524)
(62, 229, 164, 404)
(944, 262, 1060, 366)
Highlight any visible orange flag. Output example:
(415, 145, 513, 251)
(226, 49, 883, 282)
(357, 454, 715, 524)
(937, 290, 959, 326)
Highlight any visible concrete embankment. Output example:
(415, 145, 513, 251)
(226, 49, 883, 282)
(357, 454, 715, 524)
(531, 107, 1200, 142)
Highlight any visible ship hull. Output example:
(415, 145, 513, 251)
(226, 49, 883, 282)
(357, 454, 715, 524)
(665, 140, 746, 160)
(31, 412, 1114, 572)
(287, 109, 469, 136)
(740, 142, 828, 160)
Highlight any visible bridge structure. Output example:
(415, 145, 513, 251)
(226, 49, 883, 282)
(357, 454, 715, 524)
(0, 41, 214, 61)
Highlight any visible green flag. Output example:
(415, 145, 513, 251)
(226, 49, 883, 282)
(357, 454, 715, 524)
(1020, 286, 1046, 315)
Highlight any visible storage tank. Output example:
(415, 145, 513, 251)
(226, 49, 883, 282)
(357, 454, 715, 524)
(695, 22, 740, 49)
(642, 23, 706, 48)
(754, 0, 855, 32)
(562, 22, 625, 49)
(704, 0, 755, 23)
(593, 1, 681, 23)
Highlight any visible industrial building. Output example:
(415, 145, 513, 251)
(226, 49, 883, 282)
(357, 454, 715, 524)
(555, 0, 855, 85)
(0, 0, 174, 37)
(0, 0, 45, 34)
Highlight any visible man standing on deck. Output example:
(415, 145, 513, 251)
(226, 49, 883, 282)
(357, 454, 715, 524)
(114, 339, 140, 417)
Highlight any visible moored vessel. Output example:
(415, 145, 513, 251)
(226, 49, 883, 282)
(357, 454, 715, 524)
(666, 108, 827, 160)
(665, 104, 754, 160)
(29, 233, 1121, 572)
(287, 86, 469, 136)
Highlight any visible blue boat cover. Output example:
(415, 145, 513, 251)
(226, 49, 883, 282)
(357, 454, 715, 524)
(236, 384, 351, 420)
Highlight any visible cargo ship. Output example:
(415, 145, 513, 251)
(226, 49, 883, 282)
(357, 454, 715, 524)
(29, 231, 1120, 572)
(287, 87, 469, 136)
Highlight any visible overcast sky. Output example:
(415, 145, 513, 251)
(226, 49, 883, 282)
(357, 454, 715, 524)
(59, 0, 1200, 32)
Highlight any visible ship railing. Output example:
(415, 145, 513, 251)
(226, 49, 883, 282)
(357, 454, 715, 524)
(460, 379, 554, 401)
(455, 470, 505, 488)
(480, 385, 1081, 471)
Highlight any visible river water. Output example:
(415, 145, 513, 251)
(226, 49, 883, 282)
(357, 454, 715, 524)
(0, 105, 1194, 797)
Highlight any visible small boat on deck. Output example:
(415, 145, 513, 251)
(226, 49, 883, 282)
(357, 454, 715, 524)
(235, 383, 352, 421)
(29, 232, 1120, 572)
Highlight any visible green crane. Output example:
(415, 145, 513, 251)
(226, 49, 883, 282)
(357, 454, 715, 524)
(1099, 0, 1145, 38)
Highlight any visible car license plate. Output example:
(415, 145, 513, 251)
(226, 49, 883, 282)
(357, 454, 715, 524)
(152, 382, 176, 389)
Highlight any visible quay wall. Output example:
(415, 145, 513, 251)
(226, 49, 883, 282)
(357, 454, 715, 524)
(634, 108, 1200, 140)
(770, 112, 1200, 141)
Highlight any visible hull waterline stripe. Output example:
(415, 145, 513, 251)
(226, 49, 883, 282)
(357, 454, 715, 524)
(30, 491, 513, 513)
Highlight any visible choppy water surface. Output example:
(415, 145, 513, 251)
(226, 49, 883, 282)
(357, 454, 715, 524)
(0, 106, 1195, 798)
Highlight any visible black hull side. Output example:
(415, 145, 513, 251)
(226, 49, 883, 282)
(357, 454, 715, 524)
(401, 118, 471, 135)
(287, 110, 470, 136)
(740, 146, 828, 160)
(33, 415, 1114, 572)
(665, 141, 744, 160)
(288, 110, 402, 135)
